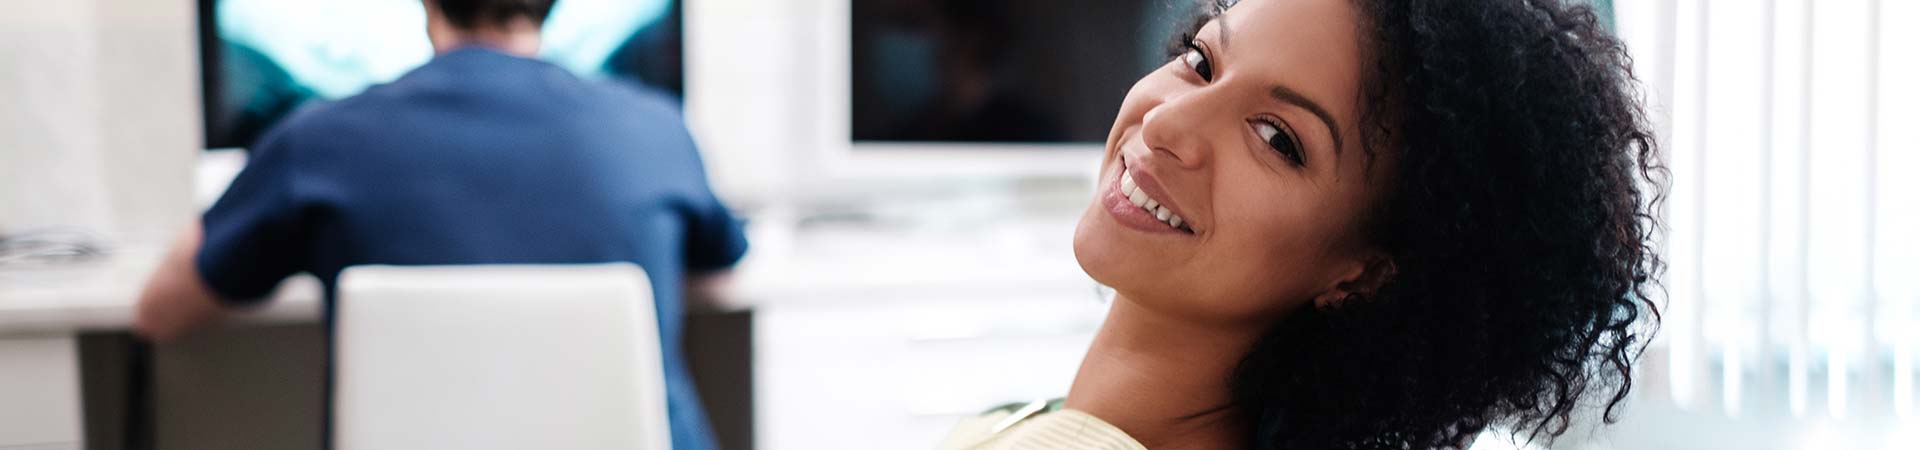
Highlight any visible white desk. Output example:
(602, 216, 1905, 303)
(1, 147, 1104, 449)
(0, 224, 1097, 450)
(0, 245, 321, 450)
(0, 247, 322, 334)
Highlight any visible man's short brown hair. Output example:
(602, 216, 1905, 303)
(434, 0, 556, 29)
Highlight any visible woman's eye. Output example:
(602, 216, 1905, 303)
(1253, 120, 1305, 166)
(1182, 46, 1213, 81)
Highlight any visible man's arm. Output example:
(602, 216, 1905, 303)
(134, 221, 230, 342)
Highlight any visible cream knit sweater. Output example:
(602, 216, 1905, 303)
(937, 400, 1148, 450)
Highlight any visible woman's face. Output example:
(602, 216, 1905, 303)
(1074, 0, 1390, 325)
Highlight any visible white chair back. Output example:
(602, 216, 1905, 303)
(334, 263, 671, 450)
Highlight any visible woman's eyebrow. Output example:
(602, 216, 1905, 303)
(1213, 16, 1344, 157)
(1268, 84, 1344, 157)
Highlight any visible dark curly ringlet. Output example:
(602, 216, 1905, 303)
(1173, 0, 1668, 449)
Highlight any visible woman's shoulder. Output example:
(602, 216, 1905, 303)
(937, 399, 1146, 450)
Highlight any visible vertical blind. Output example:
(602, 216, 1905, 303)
(1616, 0, 1917, 419)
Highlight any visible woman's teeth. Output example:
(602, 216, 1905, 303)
(1121, 169, 1191, 232)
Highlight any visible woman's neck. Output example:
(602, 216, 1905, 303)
(1065, 295, 1264, 450)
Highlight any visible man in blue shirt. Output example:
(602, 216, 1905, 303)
(134, 1, 747, 449)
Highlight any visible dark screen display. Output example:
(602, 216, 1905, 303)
(851, 0, 1197, 144)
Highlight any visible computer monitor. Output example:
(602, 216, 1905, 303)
(807, 0, 1196, 179)
(198, 0, 686, 150)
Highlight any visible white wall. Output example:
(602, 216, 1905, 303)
(685, 0, 818, 207)
(0, 0, 200, 242)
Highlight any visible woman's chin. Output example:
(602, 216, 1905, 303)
(1073, 204, 1127, 286)
(1073, 203, 1166, 296)
(1076, 207, 1294, 324)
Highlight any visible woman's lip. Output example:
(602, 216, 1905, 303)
(1121, 159, 1194, 232)
(1102, 160, 1193, 235)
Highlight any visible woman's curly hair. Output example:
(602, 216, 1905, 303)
(1185, 0, 1669, 448)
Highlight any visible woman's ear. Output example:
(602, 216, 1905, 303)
(1314, 253, 1395, 308)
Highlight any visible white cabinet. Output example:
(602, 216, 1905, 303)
(0, 336, 83, 450)
(755, 293, 1108, 450)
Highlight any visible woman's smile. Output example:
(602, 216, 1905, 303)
(1102, 155, 1196, 235)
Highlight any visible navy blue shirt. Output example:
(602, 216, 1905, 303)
(197, 47, 747, 450)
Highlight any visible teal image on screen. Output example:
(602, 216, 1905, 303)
(201, 0, 683, 149)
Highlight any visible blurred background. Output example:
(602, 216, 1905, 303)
(0, 0, 1914, 449)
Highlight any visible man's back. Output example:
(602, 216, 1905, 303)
(196, 47, 745, 450)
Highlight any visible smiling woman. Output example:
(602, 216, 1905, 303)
(941, 0, 1663, 449)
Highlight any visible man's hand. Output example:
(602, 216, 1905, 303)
(133, 221, 229, 342)
(683, 270, 736, 313)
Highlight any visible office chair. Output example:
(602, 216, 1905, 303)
(334, 263, 672, 450)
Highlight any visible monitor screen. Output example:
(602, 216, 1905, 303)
(850, 0, 1195, 144)
(199, 0, 684, 149)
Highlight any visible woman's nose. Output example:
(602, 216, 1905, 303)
(1137, 90, 1216, 169)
